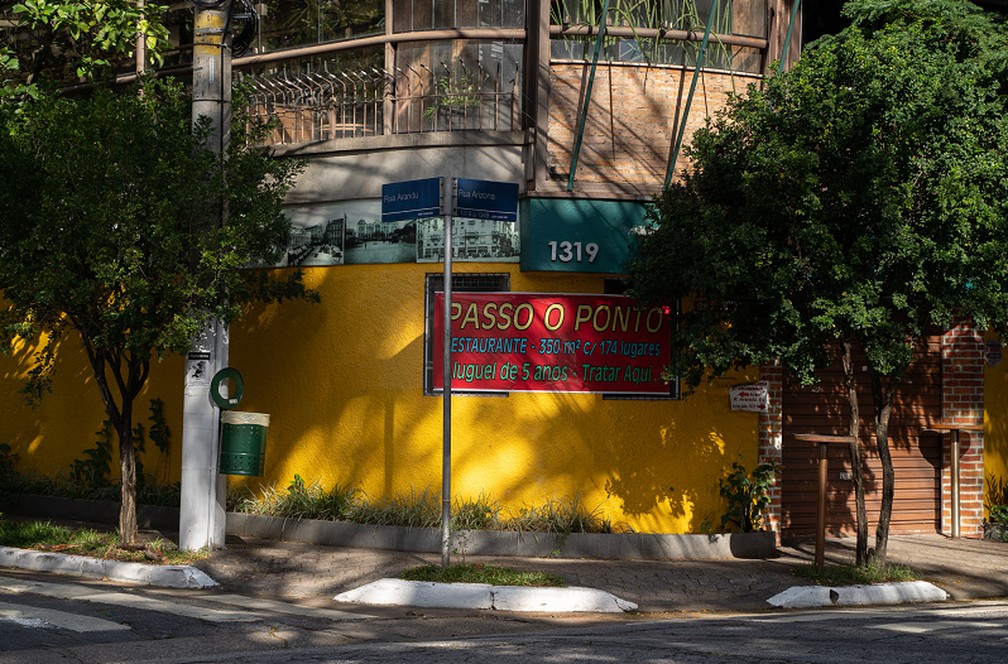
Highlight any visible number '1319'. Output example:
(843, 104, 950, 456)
(547, 241, 599, 263)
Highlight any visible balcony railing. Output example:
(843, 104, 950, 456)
(244, 68, 386, 143)
(241, 58, 520, 146)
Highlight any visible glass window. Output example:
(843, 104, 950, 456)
(256, 0, 385, 52)
(424, 273, 511, 395)
(394, 0, 525, 32)
(550, 0, 767, 72)
(393, 39, 523, 133)
(435, 0, 457, 28)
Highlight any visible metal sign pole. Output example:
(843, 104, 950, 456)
(381, 176, 515, 570)
(441, 177, 453, 569)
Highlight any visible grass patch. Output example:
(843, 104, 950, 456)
(227, 479, 615, 535)
(228, 474, 364, 522)
(504, 497, 613, 535)
(0, 516, 207, 565)
(401, 563, 566, 587)
(794, 561, 919, 586)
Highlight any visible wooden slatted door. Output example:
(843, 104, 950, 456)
(781, 337, 943, 539)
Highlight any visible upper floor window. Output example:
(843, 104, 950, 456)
(257, 0, 386, 51)
(550, 0, 767, 72)
(394, 0, 525, 31)
(247, 2, 524, 55)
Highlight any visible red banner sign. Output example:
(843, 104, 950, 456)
(432, 292, 672, 394)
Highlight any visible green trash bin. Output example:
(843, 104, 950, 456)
(219, 411, 270, 476)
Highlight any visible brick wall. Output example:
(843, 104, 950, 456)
(759, 361, 784, 540)
(941, 321, 986, 538)
(546, 62, 761, 195)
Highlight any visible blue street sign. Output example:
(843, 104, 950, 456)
(381, 177, 443, 222)
(455, 178, 519, 222)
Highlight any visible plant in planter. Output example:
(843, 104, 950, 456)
(423, 71, 482, 125)
(719, 458, 777, 533)
(984, 474, 1008, 542)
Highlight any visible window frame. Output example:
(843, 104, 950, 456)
(423, 272, 511, 396)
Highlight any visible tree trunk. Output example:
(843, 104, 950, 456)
(118, 415, 139, 546)
(115, 354, 148, 547)
(78, 333, 148, 548)
(841, 340, 869, 566)
(870, 372, 900, 564)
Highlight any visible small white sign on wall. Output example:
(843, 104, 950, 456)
(730, 381, 769, 413)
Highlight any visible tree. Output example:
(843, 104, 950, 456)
(0, 78, 314, 547)
(630, 0, 1008, 564)
(1, 0, 169, 96)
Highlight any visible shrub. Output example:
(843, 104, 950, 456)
(229, 479, 613, 534)
(985, 474, 1008, 525)
(719, 459, 777, 533)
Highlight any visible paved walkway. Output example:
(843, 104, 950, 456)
(3, 506, 1007, 614)
(190, 533, 1008, 613)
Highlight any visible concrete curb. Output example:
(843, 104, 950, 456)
(333, 578, 638, 613)
(0, 547, 218, 589)
(0, 495, 777, 560)
(226, 513, 777, 560)
(766, 581, 949, 609)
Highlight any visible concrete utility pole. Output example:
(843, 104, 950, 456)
(135, 0, 146, 76)
(180, 1, 233, 551)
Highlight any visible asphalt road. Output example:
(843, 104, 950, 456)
(2, 570, 1008, 663)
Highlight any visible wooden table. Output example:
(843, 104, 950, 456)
(792, 433, 857, 570)
(921, 423, 983, 539)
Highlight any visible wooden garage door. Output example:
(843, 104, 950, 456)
(781, 337, 943, 539)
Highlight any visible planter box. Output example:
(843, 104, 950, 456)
(226, 512, 777, 561)
(0, 494, 179, 531)
(984, 522, 1008, 542)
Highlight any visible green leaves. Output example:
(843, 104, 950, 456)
(719, 459, 778, 533)
(3, 0, 170, 88)
(0, 78, 311, 402)
(631, 0, 1008, 391)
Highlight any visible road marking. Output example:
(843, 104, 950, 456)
(753, 612, 868, 624)
(0, 601, 131, 633)
(751, 605, 1008, 635)
(204, 594, 373, 620)
(872, 620, 1008, 635)
(0, 576, 255, 623)
(0, 575, 372, 624)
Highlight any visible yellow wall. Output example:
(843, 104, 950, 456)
(985, 335, 1008, 501)
(1, 264, 761, 534)
(0, 331, 185, 485)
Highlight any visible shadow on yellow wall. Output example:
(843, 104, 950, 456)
(1, 263, 760, 534)
(0, 327, 185, 482)
(226, 264, 759, 534)
(985, 334, 1008, 496)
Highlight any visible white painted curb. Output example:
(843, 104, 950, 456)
(767, 581, 948, 609)
(336, 579, 494, 610)
(492, 584, 638, 613)
(0, 546, 218, 589)
(334, 578, 638, 613)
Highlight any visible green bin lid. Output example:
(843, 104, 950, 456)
(210, 367, 244, 410)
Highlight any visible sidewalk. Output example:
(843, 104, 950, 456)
(190, 532, 1008, 613)
(3, 522, 1007, 614)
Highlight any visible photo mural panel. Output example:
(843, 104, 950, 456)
(281, 199, 519, 266)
